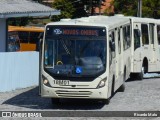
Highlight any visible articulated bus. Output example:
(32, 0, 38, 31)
(106, 15, 160, 80)
(40, 16, 132, 104)
(127, 17, 160, 80)
(8, 26, 44, 52)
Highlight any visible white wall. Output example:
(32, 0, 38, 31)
(0, 52, 39, 92)
(0, 19, 6, 52)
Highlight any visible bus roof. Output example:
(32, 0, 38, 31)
(8, 26, 44, 32)
(125, 16, 159, 24)
(46, 15, 131, 29)
(46, 15, 160, 29)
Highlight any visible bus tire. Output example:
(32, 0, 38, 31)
(51, 98, 60, 105)
(118, 84, 125, 92)
(130, 73, 136, 80)
(137, 58, 148, 80)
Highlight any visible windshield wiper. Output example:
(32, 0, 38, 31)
(60, 39, 70, 55)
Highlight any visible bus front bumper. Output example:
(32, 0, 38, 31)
(41, 84, 108, 99)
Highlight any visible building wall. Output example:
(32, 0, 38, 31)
(0, 19, 7, 52)
(0, 52, 39, 92)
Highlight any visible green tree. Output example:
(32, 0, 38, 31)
(103, 0, 114, 16)
(51, 0, 106, 21)
(112, 0, 160, 18)
(142, 0, 160, 18)
(112, 0, 137, 16)
(51, 0, 76, 21)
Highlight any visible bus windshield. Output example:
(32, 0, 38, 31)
(44, 26, 106, 77)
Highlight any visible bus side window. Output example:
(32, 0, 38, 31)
(109, 31, 115, 58)
(149, 24, 154, 44)
(157, 25, 160, 45)
(134, 29, 141, 50)
(126, 25, 131, 48)
(123, 25, 131, 50)
(141, 24, 149, 45)
(118, 28, 121, 54)
(123, 27, 127, 50)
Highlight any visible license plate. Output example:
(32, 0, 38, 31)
(53, 80, 70, 86)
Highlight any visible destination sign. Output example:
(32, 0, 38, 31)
(63, 29, 98, 36)
(46, 26, 106, 37)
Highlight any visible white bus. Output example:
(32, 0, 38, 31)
(127, 17, 160, 80)
(40, 16, 132, 104)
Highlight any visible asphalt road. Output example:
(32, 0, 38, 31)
(0, 74, 160, 119)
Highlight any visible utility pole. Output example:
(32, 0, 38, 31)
(137, 0, 142, 17)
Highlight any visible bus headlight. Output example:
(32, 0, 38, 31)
(97, 78, 107, 88)
(42, 75, 51, 87)
(43, 79, 48, 84)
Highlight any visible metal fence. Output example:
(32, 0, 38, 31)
(0, 52, 39, 92)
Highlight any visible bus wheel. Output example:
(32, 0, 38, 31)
(118, 83, 125, 92)
(51, 98, 60, 105)
(130, 73, 136, 80)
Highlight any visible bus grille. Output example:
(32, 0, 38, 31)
(55, 90, 92, 98)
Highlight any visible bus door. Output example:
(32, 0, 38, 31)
(115, 28, 120, 85)
(117, 28, 123, 81)
(141, 23, 157, 72)
(149, 23, 158, 71)
(109, 30, 116, 82)
(141, 24, 151, 72)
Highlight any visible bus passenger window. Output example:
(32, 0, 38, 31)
(126, 25, 131, 48)
(109, 31, 115, 58)
(134, 29, 141, 50)
(149, 24, 154, 44)
(157, 25, 160, 45)
(118, 28, 121, 54)
(141, 24, 149, 45)
(123, 25, 131, 50)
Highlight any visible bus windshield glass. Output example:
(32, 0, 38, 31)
(44, 26, 107, 77)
